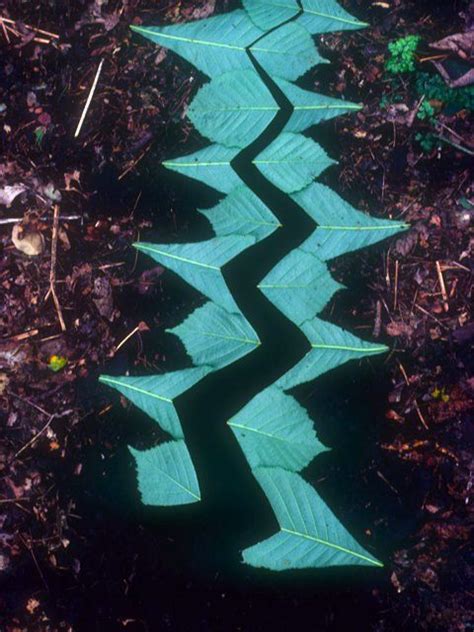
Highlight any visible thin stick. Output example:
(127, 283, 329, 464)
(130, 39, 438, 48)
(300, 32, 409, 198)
(12, 407, 73, 460)
(0, 16, 59, 39)
(1, 17, 10, 43)
(435, 261, 449, 312)
(114, 324, 141, 353)
(13, 415, 56, 459)
(0, 214, 81, 226)
(414, 399, 429, 430)
(74, 59, 104, 139)
(393, 259, 399, 311)
(19, 534, 49, 592)
(47, 205, 66, 331)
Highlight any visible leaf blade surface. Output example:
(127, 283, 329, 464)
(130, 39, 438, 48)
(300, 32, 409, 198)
(199, 186, 280, 242)
(169, 301, 260, 370)
(163, 144, 242, 194)
(277, 317, 388, 389)
(292, 183, 409, 260)
(258, 249, 343, 326)
(253, 133, 336, 193)
(134, 236, 254, 313)
(131, 11, 262, 78)
(251, 22, 327, 81)
(188, 70, 278, 148)
(130, 440, 201, 506)
(228, 385, 327, 471)
(242, 468, 383, 569)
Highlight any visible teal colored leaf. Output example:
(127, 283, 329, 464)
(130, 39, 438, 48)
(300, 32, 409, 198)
(134, 236, 254, 313)
(293, 183, 409, 260)
(242, 468, 383, 569)
(253, 133, 336, 193)
(130, 440, 201, 506)
(163, 144, 241, 194)
(199, 186, 280, 242)
(250, 22, 327, 82)
(297, 0, 368, 33)
(276, 79, 362, 133)
(228, 385, 327, 471)
(168, 301, 260, 370)
(277, 317, 388, 389)
(130, 10, 262, 78)
(258, 249, 344, 327)
(187, 70, 278, 148)
(243, 0, 299, 30)
(99, 368, 208, 439)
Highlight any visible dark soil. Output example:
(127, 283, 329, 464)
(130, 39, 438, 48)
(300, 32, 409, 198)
(0, 1, 472, 631)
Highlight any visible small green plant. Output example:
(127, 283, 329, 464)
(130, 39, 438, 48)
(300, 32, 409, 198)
(415, 72, 474, 112)
(415, 132, 438, 153)
(385, 35, 420, 74)
(417, 100, 435, 121)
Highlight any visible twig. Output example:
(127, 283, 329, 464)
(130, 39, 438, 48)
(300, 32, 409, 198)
(114, 325, 142, 353)
(0, 214, 81, 226)
(12, 406, 74, 460)
(13, 415, 56, 459)
(118, 144, 152, 180)
(398, 362, 410, 386)
(114, 322, 149, 353)
(393, 259, 399, 311)
(1, 16, 10, 43)
(435, 261, 449, 312)
(19, 534, 49, 592)
(0, 15, 59, 39)
(414, 399, 429, 430)
(434, 134, 474, 157)
(45, 204, 66, 331)
(414, 303, 448, 329)
(8, 391, 51, 417)
(74, 58, 104, 139)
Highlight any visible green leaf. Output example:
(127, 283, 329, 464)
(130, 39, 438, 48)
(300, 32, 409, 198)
(277, 317, 388, 389)
(168, 301, 260, 370)
(188, 70, 278, 148)
(276, 79, 362, 133)
(198, 186, 280, 242)
(130, 440, 201, 506)
(297, 0, 368, 33)
(243, 0, 299, 30)
(163, 144, 242, 194)
(134, 236, 254, 313)
(258, 249, 344, 327)
(292, 183, 409, 260)
(250, 22, 327, 82)
(243, 468, 383, 569)
(228, 385, 327, 471)
(253, 133, 336, 193)
(99, 368, 208, 439)
(130, 10, 262, 78)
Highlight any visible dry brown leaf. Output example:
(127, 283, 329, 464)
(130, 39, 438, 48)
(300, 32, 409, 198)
(11, 223, 45, 256)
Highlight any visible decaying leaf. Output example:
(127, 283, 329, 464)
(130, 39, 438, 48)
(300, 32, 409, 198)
(11, 223, 45, 256)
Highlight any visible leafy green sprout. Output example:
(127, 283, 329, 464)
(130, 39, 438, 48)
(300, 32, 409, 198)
(417, 100, 435, 121)
(385, 35, 421, 74)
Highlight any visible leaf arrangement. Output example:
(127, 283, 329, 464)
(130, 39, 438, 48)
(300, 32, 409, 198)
(101, 1, 408, 569)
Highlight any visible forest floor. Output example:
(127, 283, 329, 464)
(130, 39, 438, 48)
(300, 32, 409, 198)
(0, 0, 472, 630)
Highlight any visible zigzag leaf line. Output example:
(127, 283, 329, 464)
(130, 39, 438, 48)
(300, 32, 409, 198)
(100, 2, 408, 569)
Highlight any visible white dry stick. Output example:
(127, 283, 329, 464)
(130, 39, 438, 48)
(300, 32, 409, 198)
(74, 58, 104, 139)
